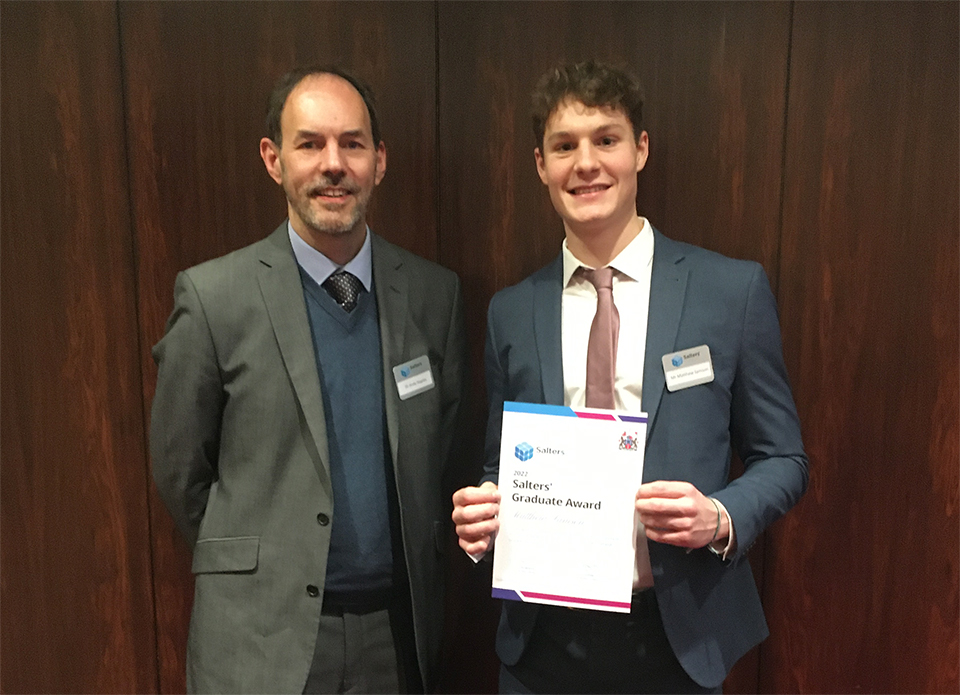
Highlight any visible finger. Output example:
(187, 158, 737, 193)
(452, 501, 500, 525)
(636, 496, 697, 517)
(455, 517, 500, 542)
(453, 486, 497, 506)
(644, 526, 698, 548)
(458, 535, 492, 555)
(636, 480, 694, 499)
(452, 485, 500, 507)
(639, 513, 694, 533)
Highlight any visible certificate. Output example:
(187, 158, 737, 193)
(492, 401, 647, 613)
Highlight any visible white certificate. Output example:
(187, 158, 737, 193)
(492, 401, 647, 613)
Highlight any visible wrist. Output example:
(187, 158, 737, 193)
(707, 498, 736, 558)
(708, 497, 721, 543)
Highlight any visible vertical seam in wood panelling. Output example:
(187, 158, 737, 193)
(114, 2, 161, 692)
(760, 1, 796, 690)
(434, 0, 442, 263)
(773, 0, 796, 301)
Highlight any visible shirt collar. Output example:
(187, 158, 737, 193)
(561, 217, 654, 287)
(287, 221, 373, 290)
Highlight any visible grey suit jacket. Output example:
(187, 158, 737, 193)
(481, 228, 808, 689)
(151, 224, 467, 693)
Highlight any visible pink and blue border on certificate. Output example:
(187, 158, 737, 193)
(491, 588, 632, 612)
(503, 401, 648, 425)
(495, 402, 648, 612)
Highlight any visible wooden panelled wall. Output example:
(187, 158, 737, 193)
(1, 2, 956, 693)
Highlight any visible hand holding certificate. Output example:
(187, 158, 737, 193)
(491, 402, 647, 613)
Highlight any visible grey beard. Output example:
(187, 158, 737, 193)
(306, 212, 360, 236)
(292, 199, 365, 237)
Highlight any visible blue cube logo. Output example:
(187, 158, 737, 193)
(514, 442, 534, 462)
(671, 355, 684, 367)
(400, 367, 411, 378)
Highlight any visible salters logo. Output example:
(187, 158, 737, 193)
(619, 432, 640, 451)
(514, 442, 565, 461)
(671, 355, 684, 367)
(514, 442, 534, 462)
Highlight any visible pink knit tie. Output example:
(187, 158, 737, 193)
(583, 266, 619, 409)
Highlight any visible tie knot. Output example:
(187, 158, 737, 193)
(582, 266, 615, 291)
(322, 269, 364, 312)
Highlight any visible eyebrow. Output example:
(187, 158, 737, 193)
(293, 129, 368, 140)
(547, 123, 627, 141)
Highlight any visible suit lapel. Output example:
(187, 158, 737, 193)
(257, 224, 330, 482)
(371, 234, 406, 467)
(642, 229, 688, 440)
(534, 255, 565, 406)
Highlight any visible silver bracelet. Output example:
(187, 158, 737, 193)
(709, 497, 721, 544)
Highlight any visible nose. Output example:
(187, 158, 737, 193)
(320, 144, 345, 179)
(573, 142, 599, 174)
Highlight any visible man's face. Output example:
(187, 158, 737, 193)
(261, 74, 386, 243)
(535, 99, 648, 235)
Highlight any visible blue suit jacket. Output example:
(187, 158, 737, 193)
(481, 228, 808, 689)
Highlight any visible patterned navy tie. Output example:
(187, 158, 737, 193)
(322, 269, 364, 312)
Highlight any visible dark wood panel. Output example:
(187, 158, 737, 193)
(118, 2, 437, 691)
(0, 2, 158, 693)
(768, 2, 959, 692)
(437, 3, 792, 693)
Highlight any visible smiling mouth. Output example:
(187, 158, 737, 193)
(568, 184, 610, 196)
(313, 188, 353, 199)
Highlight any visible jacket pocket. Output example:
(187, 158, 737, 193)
(192, 536, 259, 574)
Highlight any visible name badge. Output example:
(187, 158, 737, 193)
(661, 345, 715, 392)
(392, 355, 435, 401)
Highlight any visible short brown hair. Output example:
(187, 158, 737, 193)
(531, 60, 644, 149)
(264, 65, 381, 147)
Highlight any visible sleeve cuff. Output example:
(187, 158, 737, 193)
(465, 530, 497, 563)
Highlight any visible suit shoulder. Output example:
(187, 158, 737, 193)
(658, 233, 766, 290)
(490, 256, 559, 307)
(182, 236, 272, 284)
(175, 235, 282, 311)
(375, 235, 461, 287)
(675, 238, 760, 272)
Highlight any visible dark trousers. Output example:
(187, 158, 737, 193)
(500, 590, 720, 695)
(303, 590, 422, 694)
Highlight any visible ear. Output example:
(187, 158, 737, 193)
(260, 138, 283, 185)
(635, 131, 650, 173)
(374, 141, 387, 186)
(534, 147, 548, 184)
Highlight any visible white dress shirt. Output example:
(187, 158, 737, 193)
(561, 219, 654, 411)
(288, 222, 373, 290)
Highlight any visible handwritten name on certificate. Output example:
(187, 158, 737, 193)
(492, 402, 647, 613)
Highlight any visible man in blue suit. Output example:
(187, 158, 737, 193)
(452, 61, 808, 693)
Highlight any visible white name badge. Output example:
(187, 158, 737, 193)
(392, 355, 435, 400)
(661, 345, 715, 392)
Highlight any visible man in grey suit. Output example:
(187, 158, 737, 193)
(452, 61, 808, 693)
(151, 66, 466, 694)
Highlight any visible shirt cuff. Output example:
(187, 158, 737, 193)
(465, 530, 497, 563)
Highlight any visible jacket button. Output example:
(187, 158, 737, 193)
(317, 513, 330, 526)
(306, 585, 319, 597)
